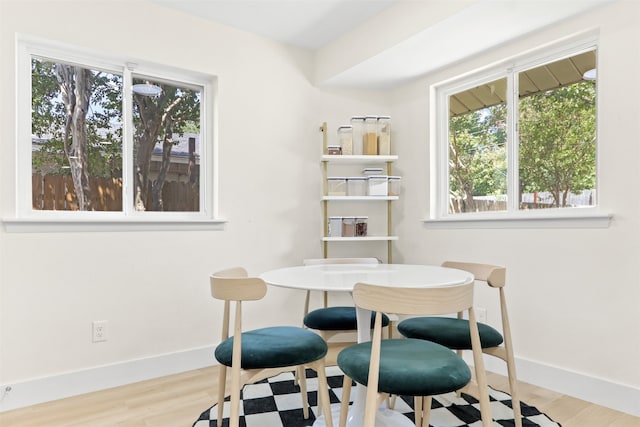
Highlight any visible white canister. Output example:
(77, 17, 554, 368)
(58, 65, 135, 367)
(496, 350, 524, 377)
(328, 216, 343, 237)
(368, 175, 388, 196)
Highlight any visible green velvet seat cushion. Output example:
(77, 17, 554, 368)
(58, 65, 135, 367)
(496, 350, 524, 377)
(398, 317, 504, 349)
(215, 326, 328, 369)
(304, 306, 390, 331)
(337, 338, 471, 396)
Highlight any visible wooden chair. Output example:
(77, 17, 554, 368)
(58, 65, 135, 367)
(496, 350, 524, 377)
(337, 281, 493, 427)
(211, 267, 334, 427)
(302, 257, 392, 357)
(397, 261, 521, 427)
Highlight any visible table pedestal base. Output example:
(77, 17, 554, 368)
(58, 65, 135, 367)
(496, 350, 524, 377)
(313, 387, 414, 427)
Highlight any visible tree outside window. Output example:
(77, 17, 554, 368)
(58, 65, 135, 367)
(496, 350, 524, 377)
(445, 48, 596, 215)
(31, 57, 203, 213)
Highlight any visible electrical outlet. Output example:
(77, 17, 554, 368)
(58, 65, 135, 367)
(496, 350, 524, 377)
(92, 320, 108, 342)
(475, 307, 487, 324)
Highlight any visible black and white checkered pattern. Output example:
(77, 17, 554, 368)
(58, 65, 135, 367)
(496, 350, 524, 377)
(193, 366, 561, 427)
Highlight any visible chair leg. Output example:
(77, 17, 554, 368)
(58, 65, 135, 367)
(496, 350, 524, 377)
(421, 396, 432, 427)
(339, 375, 352, 427)
(217, 364, 227, 425)
(455, 349, 464, 398)
(386, 394, 397, 409)
(507, 363, 522, 427)
(315, 363, 334, 427)
(298, 366, 309, 419)
(414, 396, 422, 427)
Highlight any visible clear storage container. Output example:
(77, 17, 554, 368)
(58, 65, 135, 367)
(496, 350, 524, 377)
(342, 217, 356, 237)
(388, 176, 401, 196)
(337, 126, 353, 155)
(327, 145, 341, 155)
(347, 177, 368, 196)
(355, 217, 368, 237)
(327, 177, 347, 196)
(363, 116, 378, 155)
(350, 116, 365, 155)
(377, 116, 391, 155)
(368, 175, 388, 196)
(328, 216, 343, 237)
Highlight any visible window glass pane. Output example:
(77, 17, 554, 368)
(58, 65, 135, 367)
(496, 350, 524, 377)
(518, 51, 596, 209)
(31, 58, 123, 211)
(448, 78, 507, 214)
(131, 77, 201, 212)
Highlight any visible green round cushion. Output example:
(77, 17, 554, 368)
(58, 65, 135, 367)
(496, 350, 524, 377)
(303, 307, 390, 331)
(398, 317, 504, 349)
(337, 338, 471, 396)
(215, 326, 328, 369)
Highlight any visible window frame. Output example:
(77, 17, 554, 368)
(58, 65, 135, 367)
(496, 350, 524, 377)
(8, 35, 223, 232)
(428, 35, 610, 229)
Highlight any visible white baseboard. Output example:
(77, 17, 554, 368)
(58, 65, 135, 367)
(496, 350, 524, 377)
(3, 347, 638, 418)
(465, 353, 640, 418)
(0, 345, 216, 412)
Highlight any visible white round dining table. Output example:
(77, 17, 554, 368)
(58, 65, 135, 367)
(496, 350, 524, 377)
(260, 263, 474, 427)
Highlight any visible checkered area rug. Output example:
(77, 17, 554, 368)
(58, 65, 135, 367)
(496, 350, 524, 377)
(193, 366, 561, 427)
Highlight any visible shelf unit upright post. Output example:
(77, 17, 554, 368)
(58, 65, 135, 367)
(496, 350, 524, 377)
(319, 122, 398, 263)
(321, 122, 329, 258)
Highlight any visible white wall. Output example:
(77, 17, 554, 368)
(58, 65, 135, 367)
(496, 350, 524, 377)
(0, 0, 388, 410)
(389, 0, 640, 415)
(1, 0, 639, 418)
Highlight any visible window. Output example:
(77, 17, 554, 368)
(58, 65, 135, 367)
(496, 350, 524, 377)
(14, 36, 218, 228)
(433, 39, 600, 224)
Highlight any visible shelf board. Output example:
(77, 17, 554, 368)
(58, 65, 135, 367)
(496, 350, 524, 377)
(322, 236, 399, 242)
(322, 155, 398, 164)
(323, 196, 399, 201)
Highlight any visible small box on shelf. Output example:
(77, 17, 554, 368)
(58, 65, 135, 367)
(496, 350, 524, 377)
(368, 175, 388, 196)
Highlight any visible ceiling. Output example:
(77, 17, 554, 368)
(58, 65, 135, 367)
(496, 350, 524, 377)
(152, 0, 398, 50)
(151, 0, 612, 88)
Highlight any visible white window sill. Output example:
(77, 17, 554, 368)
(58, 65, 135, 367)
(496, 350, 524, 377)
(2, 217, 227, 233)
(423, 211, 612, 229)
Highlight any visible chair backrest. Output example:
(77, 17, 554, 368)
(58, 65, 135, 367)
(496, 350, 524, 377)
(210, 267, 268, 343)
(352, 281, 475, 318)
(442, 261, 505, 288)
(303, 257, 380, 266)
(210, 267, 267, 302)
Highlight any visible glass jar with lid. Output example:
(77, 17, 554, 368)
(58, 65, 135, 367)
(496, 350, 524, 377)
(337, 125, 353, 155)
(350, 116, 365, 155)
(342, 217, 356, 237)
(363, 116, 378, 155)
(327, 177, 347, 196)
(377, 116, 391, 155)
(355, 217, 368, 237)
(347, 177, 367, 196)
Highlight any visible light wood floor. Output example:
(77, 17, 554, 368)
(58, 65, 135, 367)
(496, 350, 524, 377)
(1, 365, 638, 427)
